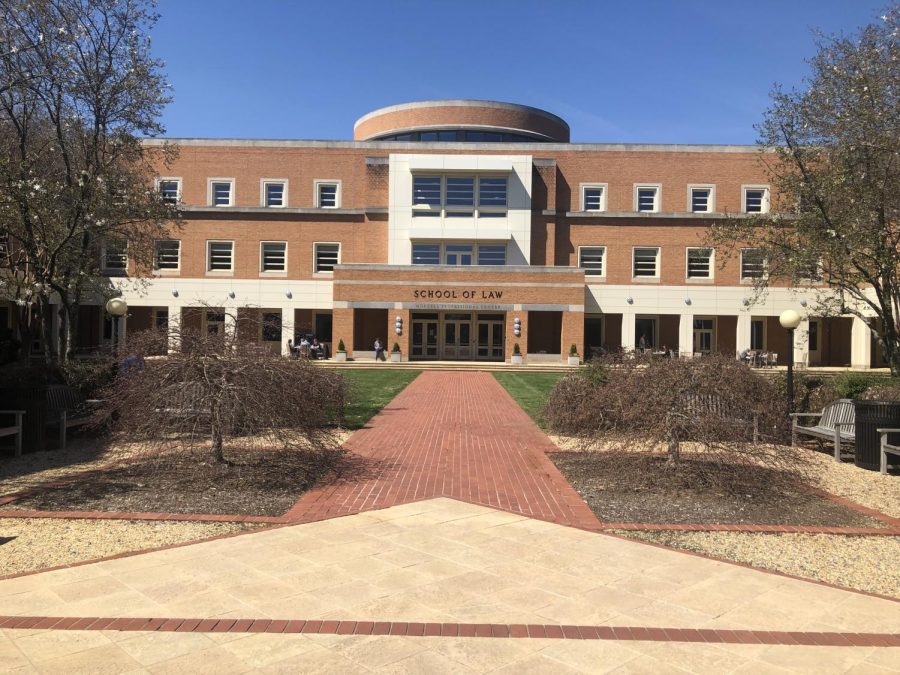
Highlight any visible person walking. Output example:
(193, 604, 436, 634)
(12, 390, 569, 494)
(374, 338, 386, 361)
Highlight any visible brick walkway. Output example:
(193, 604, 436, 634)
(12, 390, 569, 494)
(285, 371, 599, 528)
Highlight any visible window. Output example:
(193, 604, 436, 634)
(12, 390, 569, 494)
(477, 244, 506, 265)
(260, 241, 286, 273)
(686, 247, 713, 279)
(688, 185, 714, 213)
(157, 178, 181, 205)
(743, 186, 769, 213)
(740, 248, 765, 279)
(209, 179, 233, 207)
(808, 320, 819, 351)
(445, 244, 473, 265)
(153, 240, 180, 271)
(582, 185, 607, 212)
(634, 185, 660, 213)
(262, 181, 286, 207)
(316, 181, 340, 208)
(102, 240, 127, 273)
(412, 243, 440, 265)
(412, 175, 508, 218)
(207, 241, 234, 272)
(750, 319, 766, 350)
(578, 246, 606, 277)
(633, 247, 660, 278)
(261, 312, 282, 342)
(314, 243, 340, 273)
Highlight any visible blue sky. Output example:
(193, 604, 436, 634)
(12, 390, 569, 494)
(153, 0, 886, 144)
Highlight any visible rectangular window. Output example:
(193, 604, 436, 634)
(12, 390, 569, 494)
(314, 243, 340, 273)
(582, 185, 606, 212)
(207, 241, 234, 272)
(445, 176, 474, 217)
(477, 244, 506, 265)
(750, 319, 765, 351)
(264, 182, 285, 207)
(102, 240, 127, 272)
(635, 186, 659, 213)
(741, 248, 765, 279)
(478, 177, 507, 208)
(153, 240, 180, 270)
(158, 179, 180, 205)
(412, 175, 441, 217)
(686, 247, 713, 279)
(211, 181, 233, 207)
(412, 243, 440, 265)
(809, 320, 819, 351)
(633, 247, 660, 278)
(413, 175, 508, 218)
(316, 182, 339, 208)
(260, 241, 286, 272)
(261, 312, 282, 342)
(743, 187, 769, 213)
(445, 244, 473, 266)
(690, 188, 711, 213)
(579, 246, 606, 277)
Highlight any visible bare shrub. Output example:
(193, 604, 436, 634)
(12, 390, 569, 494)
(546, 353, 811, 490)
(95, 323, 347, 465)
(860, 383, 900, 401)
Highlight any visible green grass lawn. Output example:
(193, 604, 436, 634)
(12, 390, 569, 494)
(342, 369, 422, 429)
(492, 371, 566, 427)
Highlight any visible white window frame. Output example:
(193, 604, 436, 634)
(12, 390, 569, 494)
(685, 247, 715, 281)
(260, 179, 288, 208)
(100, 240, 128, 274)
(206, 240, 234, 274)
(315, 180, 341, 209)
(687, 184, 715, 213)
(153, 239, 181, 274)
(155, 177, 182, 204)
(208, 178, 235, 207)
(313, 242, 341, 274)
(742, 185, 770, 214)
(578, 245, 606, 279)
(581, 183, 608, 212)
(260, 241, 288, 275)
(740, 247, 766, 282)
(632, 246, 661, 280)
(633, 184, 661, 213)
(750, 318, 767, 351)
(411, 174, 509, 219)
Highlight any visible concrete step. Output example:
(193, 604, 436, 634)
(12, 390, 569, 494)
(314, 360, 577, 373)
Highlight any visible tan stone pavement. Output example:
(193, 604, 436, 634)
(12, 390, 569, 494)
(1, 498, 898, 673)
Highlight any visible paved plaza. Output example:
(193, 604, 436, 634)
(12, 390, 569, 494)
(0, 372, 898, 672)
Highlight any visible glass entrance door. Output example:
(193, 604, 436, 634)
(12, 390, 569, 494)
(442, 313, 472, 360)
(693, 318, 715, 354)
(476, 314, 505, 361)
(411, 319, 439, 359)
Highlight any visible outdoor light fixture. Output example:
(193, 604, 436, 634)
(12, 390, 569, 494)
(513, 316, 521, 337)
(742, 298, 750, 307)
(626, 297, 634, 305)
(685, 298, 692, 306)
(800, 299, 808, 307)
(285, 289, 292, 299)
(105, 297, 128, 353)
(228, 290, 236, 299)
(171, 288, 179, 298)
(779, 309, 803, 418)
(395, 315, 403, 336)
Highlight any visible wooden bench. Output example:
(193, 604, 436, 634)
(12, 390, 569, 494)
(46, 385, 101, 450)
(0, 410, 25, 456)
(791, 398, 855, 461)
(877, 428, 900, 475)
(679, 393, 760, 442)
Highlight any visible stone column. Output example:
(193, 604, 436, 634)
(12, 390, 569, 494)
(678, 313, 694, 357)
(281, 307, 295, 356)
(621, 311, 636, 352)
(167, 305, 181, 353)
(224, 309, 237, 343)
(850, 316, 872, 370)
(736, 313, 751, 356)
(795, 318, 809, 367)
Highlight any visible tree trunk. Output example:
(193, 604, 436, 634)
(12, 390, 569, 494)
(40, 299, 55, 366)
(666, 429, 681, 463)
(211, 422, 226, 464)
(63, 302, 79, 363)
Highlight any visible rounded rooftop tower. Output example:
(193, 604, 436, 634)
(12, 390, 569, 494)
(353, 99, 569, 143)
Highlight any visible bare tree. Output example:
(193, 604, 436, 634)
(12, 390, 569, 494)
(0, 0, 178, 362)
(96, 320, 348, 465)
(710, 6, 900, 374)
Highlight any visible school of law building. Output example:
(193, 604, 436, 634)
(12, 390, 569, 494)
(61, 100, 885, 366)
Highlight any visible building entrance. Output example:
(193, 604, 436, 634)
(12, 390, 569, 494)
(411, 311, 505, 361)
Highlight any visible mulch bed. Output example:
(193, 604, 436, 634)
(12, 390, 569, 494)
(550, 452, 886, 527)
(6, 447, 370, 516)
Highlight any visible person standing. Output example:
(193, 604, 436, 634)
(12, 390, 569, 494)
(374, 338, 385, 361)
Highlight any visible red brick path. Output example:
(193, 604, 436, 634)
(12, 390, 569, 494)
(284, 371, 600, 528)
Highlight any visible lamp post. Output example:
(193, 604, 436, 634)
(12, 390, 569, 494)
(779, 309, 802, 418)
(105, 297, 128, 354)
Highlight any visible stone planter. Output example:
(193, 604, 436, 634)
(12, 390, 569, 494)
(568, 355, 580, 366)
(511, 354, 523, 365)
(391, 351, 402, 363)
(334, 351, 347, 362)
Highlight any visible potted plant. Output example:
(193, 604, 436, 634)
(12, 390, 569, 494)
(511, 343, 523, 365)
(335, 338, 347, 362)
(568, 343, 580, 366)
(390, 342, 402, 362)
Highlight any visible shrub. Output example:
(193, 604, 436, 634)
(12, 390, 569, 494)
(859, 381, 900, 401)
(831, 372, 892, 400)
(391, 342, 400, 353)
(60, 358, 117, 399)
(569, 343, 578, 356)
(513, 343, 521, 355)
(337, 338, 346, 352)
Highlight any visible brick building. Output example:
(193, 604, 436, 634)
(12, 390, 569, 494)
(45, 100, 885, 366)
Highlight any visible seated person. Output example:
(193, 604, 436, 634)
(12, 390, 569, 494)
(310, 338, 323, 359)
(299, 336, 310, 357)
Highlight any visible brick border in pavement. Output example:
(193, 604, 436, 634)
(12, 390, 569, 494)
(0, 615, 897, 647)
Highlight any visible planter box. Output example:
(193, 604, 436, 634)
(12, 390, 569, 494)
(334, 352, 347, 362)
(568, 355, 580, 366)
(511, 355, 523, 365)
(390, 352, 402, 362)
